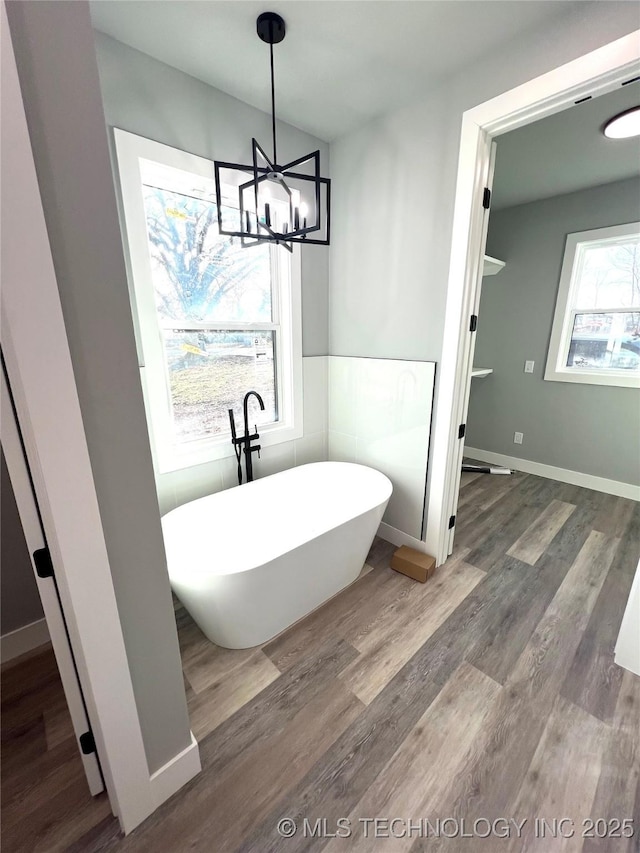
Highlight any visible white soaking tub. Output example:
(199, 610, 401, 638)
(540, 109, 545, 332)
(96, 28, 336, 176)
(161, 461, 392, 649)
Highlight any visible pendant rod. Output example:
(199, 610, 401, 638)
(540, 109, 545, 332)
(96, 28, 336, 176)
(269, 37, 277, 166)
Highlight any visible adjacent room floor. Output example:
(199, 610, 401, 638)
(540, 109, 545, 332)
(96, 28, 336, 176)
(2, 468, 639, 852)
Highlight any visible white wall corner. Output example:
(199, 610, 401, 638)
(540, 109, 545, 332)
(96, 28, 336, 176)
(615, 560, 640, 677)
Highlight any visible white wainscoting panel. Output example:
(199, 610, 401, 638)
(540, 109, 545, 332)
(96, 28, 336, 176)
(328, 357, 435, 540)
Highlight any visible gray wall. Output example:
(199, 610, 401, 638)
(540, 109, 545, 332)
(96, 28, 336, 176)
(328, 2, 638, 533)
(466, 178, 640, 486)
(93, 31, 329, 359)
(1, 450, 44, 636)
(6, 0, 191, 774)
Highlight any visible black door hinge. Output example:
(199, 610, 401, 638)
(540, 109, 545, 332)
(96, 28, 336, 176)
(79, 731, 96, 755)
(483, 187, 491, 209)
(33, 547, 54, 579)
(458, 424, 466, 439)
(448, 515, 456, 530)
(470, 314, 478, 332)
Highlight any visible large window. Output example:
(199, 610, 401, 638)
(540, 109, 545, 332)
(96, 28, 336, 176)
(545, 222, 640, 388)
(114, 130, 302, 471)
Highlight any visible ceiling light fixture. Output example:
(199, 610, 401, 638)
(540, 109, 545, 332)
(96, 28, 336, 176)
(214, 12, 330, 252)
(603, 106, 640, 139)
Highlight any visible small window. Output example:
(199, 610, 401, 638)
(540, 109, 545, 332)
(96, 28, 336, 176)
(545, 222, 640, 388)
(113, 130, 302, 471)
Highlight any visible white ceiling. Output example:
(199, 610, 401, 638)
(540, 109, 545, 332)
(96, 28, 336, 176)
(90, 0, 584, 142)
(492, 82, 640, 210)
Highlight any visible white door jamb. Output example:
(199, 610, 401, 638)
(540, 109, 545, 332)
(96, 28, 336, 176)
(1, 367, 104, 795)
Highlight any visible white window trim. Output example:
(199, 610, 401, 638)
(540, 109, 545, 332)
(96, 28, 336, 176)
(544, 222, 640, 389)
(112, 128, 302, 472)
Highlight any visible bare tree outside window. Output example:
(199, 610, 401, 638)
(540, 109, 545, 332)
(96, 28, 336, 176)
(142, 186, 277, 442)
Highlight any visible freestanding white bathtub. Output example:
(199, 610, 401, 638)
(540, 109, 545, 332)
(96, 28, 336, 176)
(161, 461, 392, 649)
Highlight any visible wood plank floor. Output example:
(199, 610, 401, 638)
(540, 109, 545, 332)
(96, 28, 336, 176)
(2, 468, 639, 852)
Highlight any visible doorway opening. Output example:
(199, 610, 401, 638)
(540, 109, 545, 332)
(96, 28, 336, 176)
(453, 80, 639, 589)
(424, 30, 640, 565)
(463, 83, 639, 503)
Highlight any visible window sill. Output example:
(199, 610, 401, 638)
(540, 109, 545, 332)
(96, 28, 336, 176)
(544, 367, 640, 389)
(155, 421, 303, 474)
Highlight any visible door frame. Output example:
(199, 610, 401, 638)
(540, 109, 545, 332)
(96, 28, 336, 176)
(1, 365, 104, 796)
(424, 30, 640, 565)
(1, 2, 200, 832)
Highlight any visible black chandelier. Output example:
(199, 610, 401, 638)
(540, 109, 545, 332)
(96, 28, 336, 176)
(213, 12, 330, 252)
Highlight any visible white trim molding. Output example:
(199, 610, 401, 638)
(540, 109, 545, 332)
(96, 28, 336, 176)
(464, 447, 640, 502)
(1, 619, 50, 665)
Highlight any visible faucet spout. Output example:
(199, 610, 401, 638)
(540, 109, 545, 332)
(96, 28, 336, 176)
(243, 391, 265, 432)
(239, 390, 266, 483)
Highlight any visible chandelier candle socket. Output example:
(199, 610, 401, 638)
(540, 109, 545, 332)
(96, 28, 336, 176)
(213, 12, 331, 251)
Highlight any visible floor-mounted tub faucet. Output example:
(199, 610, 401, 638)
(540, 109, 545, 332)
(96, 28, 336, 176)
(228, 391, 265, 484)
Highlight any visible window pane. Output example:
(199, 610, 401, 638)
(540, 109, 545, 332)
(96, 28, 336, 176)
(142, 186, 272, 324)
(567, 312, 640, 372)
(574, 237, 640, 310)
(163, 330, 277, 443)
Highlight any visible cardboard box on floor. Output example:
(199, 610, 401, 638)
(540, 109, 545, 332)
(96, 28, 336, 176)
(391, 546, 437, 583)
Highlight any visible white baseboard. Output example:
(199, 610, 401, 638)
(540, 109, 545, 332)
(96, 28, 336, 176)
(378, 521, 431, 554)
(148, 732, 201, 811)
(464, 447, 640, 502)
(117, 730, 201, 834)
(1, 618, 50, 664)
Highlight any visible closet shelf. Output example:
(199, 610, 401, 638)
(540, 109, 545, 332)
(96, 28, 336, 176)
(483, 255, 505, 276)
(471, 367, 493, 378)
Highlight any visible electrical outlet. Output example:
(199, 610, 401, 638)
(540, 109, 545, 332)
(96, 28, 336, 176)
(524, 360, 535, 373)
(514, 431, 524, 445)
